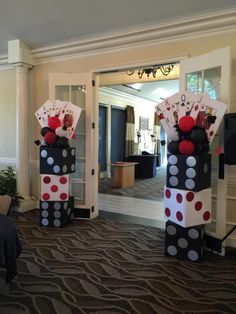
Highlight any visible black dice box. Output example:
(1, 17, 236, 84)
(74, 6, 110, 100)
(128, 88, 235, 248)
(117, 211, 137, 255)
(166, 153, 211, 191)
(165, 220, 204, 262)
(40, 196, 74, 227)
(40, 147, 76, 175)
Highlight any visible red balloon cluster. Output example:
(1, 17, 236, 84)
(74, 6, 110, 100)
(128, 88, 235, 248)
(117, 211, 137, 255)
(178, 116, 196, 155)
(39, 116, 69, 148)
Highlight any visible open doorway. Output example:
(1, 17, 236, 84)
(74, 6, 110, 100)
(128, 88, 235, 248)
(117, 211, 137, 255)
(97, 65, 180, 219)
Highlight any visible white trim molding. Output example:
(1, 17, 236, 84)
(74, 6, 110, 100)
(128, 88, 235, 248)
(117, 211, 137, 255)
(0, 157, 16, 167)
(31, 9, 236, 64)
(0, 9, 235, 66)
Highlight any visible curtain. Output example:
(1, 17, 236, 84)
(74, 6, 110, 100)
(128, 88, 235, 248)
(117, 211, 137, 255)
(125, 106, 135, 158)
(153, 111, 160, 155)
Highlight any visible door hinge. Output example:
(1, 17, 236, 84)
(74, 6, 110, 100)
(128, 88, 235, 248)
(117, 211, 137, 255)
(91, 206, 94, 212)
(92, 122, 95, 129)
(92, 80, 95, 86)
(91, 169, 95, 175)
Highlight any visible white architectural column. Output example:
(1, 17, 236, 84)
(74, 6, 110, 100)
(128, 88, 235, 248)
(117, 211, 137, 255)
(15, 65, 30, 198)
(8, 40, 36, 211)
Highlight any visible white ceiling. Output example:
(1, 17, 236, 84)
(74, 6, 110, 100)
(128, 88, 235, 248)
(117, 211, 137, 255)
(108, 80, 179, 103)
(0, 0, 236, 56)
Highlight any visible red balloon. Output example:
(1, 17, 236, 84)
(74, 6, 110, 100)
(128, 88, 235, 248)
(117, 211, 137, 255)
(178, 116, 195, 133)
(178, 140, 195, 155)
(44, 131, 56, 144)
(48, 116, 61, 130)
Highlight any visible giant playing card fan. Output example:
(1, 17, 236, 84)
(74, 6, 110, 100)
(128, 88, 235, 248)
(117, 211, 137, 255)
(155, 92, 227, 146)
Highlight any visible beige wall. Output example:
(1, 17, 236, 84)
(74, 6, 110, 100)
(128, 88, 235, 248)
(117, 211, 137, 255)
(0, 69, 16, 160)
(1, 30, 236, 222)
(29, 31, 236, 229)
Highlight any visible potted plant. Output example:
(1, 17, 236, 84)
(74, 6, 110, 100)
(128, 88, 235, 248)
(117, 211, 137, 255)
(0, 166, 23, 209)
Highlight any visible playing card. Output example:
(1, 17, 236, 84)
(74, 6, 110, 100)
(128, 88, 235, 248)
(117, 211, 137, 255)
(35, 100, 51, 127)
(60, 102, 82, 139)
(202, 98, 227, 143)
(156, 99, 175, 127)
(155, 103, 179, 141)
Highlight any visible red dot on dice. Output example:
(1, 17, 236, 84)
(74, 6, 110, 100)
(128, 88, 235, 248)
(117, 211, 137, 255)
(60, 176, 68, 184)
(176, 193, 183, 203)
(195, 201, 202, 211)
(42, 193, 50, 200)
(178, 116, 195, 133)
(51, 185, 58, 192)
(178, 140, 195, 155)
(165, 208, 171, 217)
(186, 191, 194, 202)
(165, 189, 171, 198)
(176, 211, 183, 221)
(203, 211, 211, 221)
(60, 193, 68, 200)
(43, 176, 51, 184)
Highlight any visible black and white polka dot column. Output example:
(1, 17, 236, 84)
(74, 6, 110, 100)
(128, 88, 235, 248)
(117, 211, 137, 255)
(164, 153, 212, 262)
(39, 147, 76, 227)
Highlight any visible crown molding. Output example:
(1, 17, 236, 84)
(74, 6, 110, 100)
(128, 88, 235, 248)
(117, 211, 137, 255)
(0, 9, 235, 67)
(30, 8, 236, 64)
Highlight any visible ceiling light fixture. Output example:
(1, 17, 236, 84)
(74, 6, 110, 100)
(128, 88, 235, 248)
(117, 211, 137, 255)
(126, 64, 174, 79)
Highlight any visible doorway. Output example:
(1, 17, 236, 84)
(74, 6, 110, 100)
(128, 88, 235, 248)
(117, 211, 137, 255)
(98, 67, 180, 219)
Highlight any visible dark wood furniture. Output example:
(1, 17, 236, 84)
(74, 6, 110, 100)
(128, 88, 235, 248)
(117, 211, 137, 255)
(128, 154, 158, 178)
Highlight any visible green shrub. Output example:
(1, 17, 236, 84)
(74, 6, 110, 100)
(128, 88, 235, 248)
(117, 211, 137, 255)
(0, 166, 23, 206)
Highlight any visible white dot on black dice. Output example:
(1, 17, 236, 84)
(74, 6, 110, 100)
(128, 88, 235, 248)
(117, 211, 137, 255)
(47, 157, 54, 165)
(178, 238, 188, 249)
(203, 163, 208, 173)
(169, 155, 178, 165)
(167, 245, 177, 256)
(42, 218, 49, 226)
(53, 219, 61, 227)
(169, 165, 178, 175)
(63, 165, 67, 173)
(186, 156, 196, 167)
(185, 179, 195, 189)
(71, 149, 75, 156)
(187, 250, 199, 261)
(54, 211, 61, 218)
(166, 225, 176, 235)
(186, 168, 196, 178)
(169, 176, 178, 186)
(41, 150, 47, 158)
(64, 203, 68, 210)
(41, 210, 49, 217)
(41, 202, 49, 210)
(53, 165, 60, 173)
(62, 149, 67, 158)
(54, 202, 61, 210)
(188, 228, 199, 239)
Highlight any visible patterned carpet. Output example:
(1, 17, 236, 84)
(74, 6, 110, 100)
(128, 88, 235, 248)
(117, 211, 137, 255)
(98, 167, 166, 201)
(1, 210, 236, 314)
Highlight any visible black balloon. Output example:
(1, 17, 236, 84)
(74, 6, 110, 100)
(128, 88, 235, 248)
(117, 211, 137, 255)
(190, 127, 206, 143)
(168, 141, 179, 154)
(41, 126, 53, 137)
(55, 136, 69, 148)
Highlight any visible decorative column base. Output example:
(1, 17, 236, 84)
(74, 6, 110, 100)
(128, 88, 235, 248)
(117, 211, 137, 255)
(13, 199, 36, 213)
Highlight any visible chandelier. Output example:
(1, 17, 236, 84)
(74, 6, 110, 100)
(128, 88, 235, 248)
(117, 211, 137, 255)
(126, 64, 174, 79)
